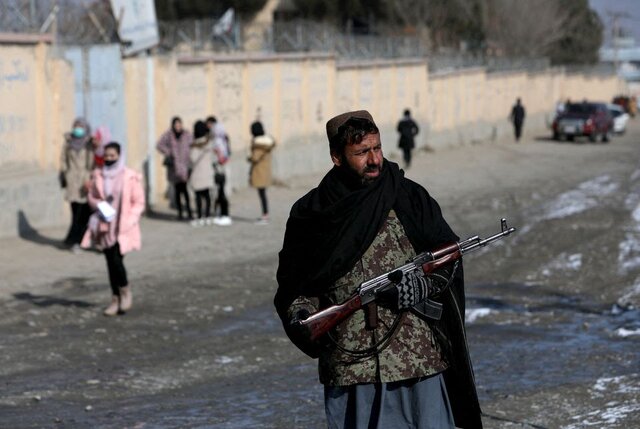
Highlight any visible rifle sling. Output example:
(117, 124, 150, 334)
(327, 311, 405, 358)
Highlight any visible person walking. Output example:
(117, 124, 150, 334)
(248, 120, 275, 224)
(82, 142, 145, 316)
(156, 117, 193, 220)
(59, 117, 94, 252)
(510, 98, 526, 142)
(396, 109, 419, 169)
(189, 120, 214, 226)
(275, 110, 482, 429)
(208, 117, 232, 226)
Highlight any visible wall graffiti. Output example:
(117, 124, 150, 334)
(0, 59, 30, 89)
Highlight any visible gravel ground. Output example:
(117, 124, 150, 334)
(1, 122, 639, 428)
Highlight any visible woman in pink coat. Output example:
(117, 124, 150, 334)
(82, 142, 145, 316)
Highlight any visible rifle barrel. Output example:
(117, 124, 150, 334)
(460, 227, 516, 254)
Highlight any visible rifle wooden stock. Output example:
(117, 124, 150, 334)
(422, 248, 461, 273)
(299, 294, 363, 341)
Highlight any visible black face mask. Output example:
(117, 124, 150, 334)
(104, 160, 117, 167)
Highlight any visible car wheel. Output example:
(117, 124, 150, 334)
(567, 135, 574, 141)
(588, 132, 597, 143)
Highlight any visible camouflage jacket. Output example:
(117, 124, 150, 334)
(287, 210, 448, 386)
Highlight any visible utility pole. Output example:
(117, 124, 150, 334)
(30, 0, 36, 30)
(607, 10, 631, 75)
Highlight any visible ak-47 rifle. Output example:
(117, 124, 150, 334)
(296, 218, 516, 342)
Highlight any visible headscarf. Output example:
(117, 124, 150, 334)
(251, 121, 265, 137)
(171, 117, 183, 139)
(67, 117, 91, 152)
(193, 120, 209, 140)
(93, 125, 111, 157)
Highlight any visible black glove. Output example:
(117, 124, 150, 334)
(380, 269, 431, 311)
(396, 270, 430, 309)
(286, 309, 321, 358)
(290, 308, 310, 327)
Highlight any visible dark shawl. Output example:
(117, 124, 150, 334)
(274, 159, 482, 428)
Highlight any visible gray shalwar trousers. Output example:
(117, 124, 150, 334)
(324, 373, 455, 429)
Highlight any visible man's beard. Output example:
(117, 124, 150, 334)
(360, 164, 382, 185)
(338, 158, 383, 187)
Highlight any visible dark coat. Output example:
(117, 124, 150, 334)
(511, 105, 525, 125)
(397, 117, 419, 149)
(275, 160, 482, 429)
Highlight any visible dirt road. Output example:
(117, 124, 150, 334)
(1, 122, 639, 428)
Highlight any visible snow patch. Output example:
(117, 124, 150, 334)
(543, 176, 618, 220)
(465, 308, 492, 323)
(215, 355, 244, 365)
(618, 233, 640, 273)
(542, 253, 582, 276)
(617, 279, 640, 305)
(632, 203, 640, 225)
(566, 253, 582, 270)
(564, 403, 640, 428)
(615, 328, 640, 338)
(592, 375, 640, 394)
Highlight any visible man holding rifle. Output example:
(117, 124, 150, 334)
(275, 110, 482, 429)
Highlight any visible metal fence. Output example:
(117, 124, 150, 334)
(1, 3, 616, 77)
(157, 18, 560, 73)
(157, 18, 241, 52)
(270, 20, 427, 59)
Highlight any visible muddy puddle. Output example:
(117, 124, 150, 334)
(465, 283, 640, 399)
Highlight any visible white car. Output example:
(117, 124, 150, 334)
(608, 104, 630, 134)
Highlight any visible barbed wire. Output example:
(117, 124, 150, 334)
(0, 0, 118, 45)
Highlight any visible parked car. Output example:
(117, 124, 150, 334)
(552, 102, 614, 142)
(608, 103, 629, 134)
(612, 95, 637, 117)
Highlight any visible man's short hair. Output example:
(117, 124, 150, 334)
(206, 116, 217, 124)
(404, 108, 411, 116)
(326, 110, 379, 154)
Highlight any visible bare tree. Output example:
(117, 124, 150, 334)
(387, 0, 483, 51)
(481, 0, 570, 57)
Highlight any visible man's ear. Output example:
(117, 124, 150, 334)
(330, 150, 342, 167)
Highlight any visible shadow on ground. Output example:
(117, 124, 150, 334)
(13, 292, 94, 308)
(145, 209, 179, 223)
(17, 210, 66, 250)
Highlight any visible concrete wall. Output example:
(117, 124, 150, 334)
(426, 67, 625, 147)
(0, 39, 75, 238)
(123, 55, 623, 206)
(122, 54, 434, 203)
(0, 40, 626, 237)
